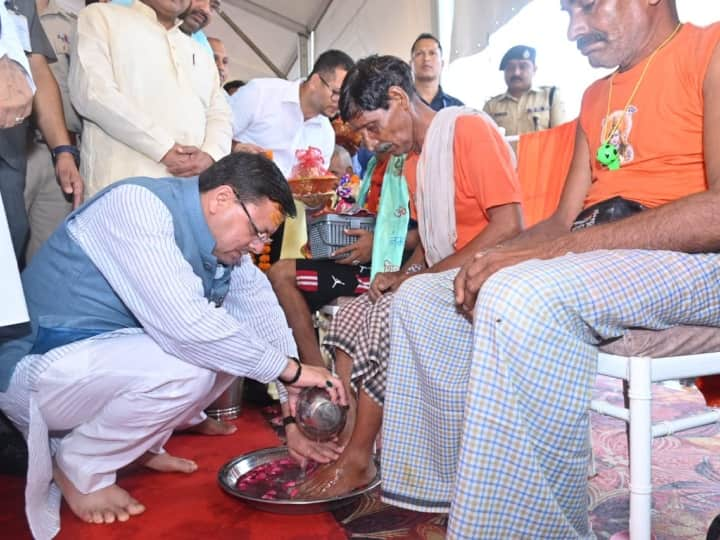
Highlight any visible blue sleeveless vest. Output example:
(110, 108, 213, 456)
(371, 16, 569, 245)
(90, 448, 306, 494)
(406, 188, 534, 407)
(0, 177, 232, 391)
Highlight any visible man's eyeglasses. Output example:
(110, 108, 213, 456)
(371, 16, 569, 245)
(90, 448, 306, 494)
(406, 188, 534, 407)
(318, 74, 341, 98)
(239, 200, 273, 244)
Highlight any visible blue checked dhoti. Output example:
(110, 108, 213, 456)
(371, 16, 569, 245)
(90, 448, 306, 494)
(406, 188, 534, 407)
(381, 249, 720, 539)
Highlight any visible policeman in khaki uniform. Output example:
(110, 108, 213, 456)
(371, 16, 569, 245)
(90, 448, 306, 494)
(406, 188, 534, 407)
(483, 45, 567, 138)
(24, 0, 83, 262)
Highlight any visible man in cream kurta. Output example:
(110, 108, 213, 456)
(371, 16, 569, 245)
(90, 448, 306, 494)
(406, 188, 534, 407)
(69, 0, 231, 196)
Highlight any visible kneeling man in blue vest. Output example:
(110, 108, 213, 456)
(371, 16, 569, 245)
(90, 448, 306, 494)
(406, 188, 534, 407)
(0, 152, 347, 538)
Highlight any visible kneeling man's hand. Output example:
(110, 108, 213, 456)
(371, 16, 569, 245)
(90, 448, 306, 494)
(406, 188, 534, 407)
(285, 424, 344, 466)
(284, 363, 347, 415)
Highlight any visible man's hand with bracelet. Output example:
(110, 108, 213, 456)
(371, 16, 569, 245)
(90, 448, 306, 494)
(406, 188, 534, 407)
(278, 357, 347, 415)
(277, 358, 347, 465)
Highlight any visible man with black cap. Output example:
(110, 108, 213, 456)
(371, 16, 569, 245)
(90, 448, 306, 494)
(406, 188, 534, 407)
(483, 44, 567, 137)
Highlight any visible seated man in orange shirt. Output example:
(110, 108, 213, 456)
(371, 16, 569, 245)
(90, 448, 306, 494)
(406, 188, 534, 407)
(298, 54, 523, 496)
(379, 1, 720, 538)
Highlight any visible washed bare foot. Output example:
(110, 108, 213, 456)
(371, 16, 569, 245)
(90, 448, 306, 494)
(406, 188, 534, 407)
(297, 453, 376, 498)
(53, 464, 145, 524)
(140, 451, 198, 473)
(186, 416, 237, 435)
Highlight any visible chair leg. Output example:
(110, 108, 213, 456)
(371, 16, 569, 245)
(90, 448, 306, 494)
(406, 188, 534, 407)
(623, 379, 630, 445)
(628, 357, 653, 540)
(588, 419, 597, 478)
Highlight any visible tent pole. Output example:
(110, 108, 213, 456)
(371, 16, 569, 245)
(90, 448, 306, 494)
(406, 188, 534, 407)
(298, 34, 309, 77)
(309, 31, 315, 71)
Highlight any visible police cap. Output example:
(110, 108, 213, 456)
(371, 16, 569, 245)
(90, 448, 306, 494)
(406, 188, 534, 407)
(499, 45, 536, 70)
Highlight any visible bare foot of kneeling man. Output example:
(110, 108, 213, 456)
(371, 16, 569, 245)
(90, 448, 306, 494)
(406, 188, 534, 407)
(53, 464, 146, 525)
(185, 416, 238, 436)
(54, 450, 199, 525)
(140, 451, 198, 473)
(296, 449, 376, 498)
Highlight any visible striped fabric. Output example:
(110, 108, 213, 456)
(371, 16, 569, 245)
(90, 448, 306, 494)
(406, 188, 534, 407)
(382, 250, 720, 539)
(67, 184, 298, 382)
(0, 184, 301, 538)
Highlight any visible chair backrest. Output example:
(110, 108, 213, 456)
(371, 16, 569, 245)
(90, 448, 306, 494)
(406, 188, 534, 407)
(516, 119, 577, 227)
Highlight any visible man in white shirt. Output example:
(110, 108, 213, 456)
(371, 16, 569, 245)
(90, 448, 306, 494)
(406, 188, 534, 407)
(0, 152, 347, 537)
(70, 0, 232, 196)
(229, 49, 354, 178)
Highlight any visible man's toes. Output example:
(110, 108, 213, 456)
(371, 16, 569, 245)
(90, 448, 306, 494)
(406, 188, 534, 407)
(178, 458, 198, 473)
(115, 508, 130, 522)
(127, 500, 146, 515)
(90, 510, 104, 524)
(102, 510, 116, 523)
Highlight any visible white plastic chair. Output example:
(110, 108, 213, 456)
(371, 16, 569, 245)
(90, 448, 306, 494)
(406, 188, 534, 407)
(591, 347, 720, 539)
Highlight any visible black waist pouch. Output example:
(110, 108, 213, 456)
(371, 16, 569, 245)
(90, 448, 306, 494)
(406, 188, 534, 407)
(571, 196, 647, 231)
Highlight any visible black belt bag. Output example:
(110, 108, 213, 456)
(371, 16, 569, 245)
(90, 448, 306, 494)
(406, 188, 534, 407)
(571, 196, 647, 231)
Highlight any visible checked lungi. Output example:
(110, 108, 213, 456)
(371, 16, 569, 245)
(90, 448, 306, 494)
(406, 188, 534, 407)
(322, 291, 395, 406)
(381, 250, 720, 539)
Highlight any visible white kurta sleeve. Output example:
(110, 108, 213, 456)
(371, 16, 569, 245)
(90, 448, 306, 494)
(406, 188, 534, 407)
(229, 80, 260, 140)
(68, 184, 290, 383)
(69, 7, 175, 162)
(320, 122, 336, 169)
(223, 260, 297, 402)
(200, 73, 232, 162)
(223, 260, 297, 358)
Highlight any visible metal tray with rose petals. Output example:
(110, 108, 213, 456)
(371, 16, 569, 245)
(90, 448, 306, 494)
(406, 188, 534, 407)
(218, 446, 380, 515)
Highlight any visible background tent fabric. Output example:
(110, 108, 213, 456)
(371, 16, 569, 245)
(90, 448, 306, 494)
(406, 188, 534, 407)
(449, 0, 532, 61)
(203, 0, 537, 82)
(205, 0, 437, 82)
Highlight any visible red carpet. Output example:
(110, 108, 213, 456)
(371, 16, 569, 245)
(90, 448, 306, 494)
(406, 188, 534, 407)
(3, 379, 720, 539)
(1, 405, 346, 540)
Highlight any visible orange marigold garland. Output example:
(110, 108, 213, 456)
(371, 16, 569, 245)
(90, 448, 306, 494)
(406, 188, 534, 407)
(251, 244, 272, 272)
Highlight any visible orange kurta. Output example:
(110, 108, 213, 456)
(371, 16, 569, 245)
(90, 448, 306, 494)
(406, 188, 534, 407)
(581, 23, 720, 209)
(404, 115, 522, 250)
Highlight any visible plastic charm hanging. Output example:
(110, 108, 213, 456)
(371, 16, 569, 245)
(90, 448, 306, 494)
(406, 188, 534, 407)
(596, 142, 621, 171)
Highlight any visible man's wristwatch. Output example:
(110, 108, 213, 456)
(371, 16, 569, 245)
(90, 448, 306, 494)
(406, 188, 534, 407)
(51, 145, 80, 167)
(282, 416, 297, 427)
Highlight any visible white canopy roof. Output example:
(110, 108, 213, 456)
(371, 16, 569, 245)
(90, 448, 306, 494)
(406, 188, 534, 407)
(205, 0, 532, 82)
